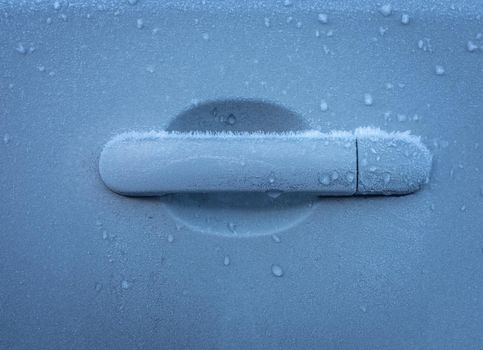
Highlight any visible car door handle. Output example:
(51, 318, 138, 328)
(99, 127, 432, 197)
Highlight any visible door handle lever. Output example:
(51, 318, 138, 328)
(99, 127, 432, 197)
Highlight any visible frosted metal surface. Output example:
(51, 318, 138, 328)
(1, 1, 482, 349)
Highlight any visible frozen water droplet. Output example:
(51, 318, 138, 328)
(460, 205, 466, 212)
(479, 185, 483, 196)
(202, 33, 209, 40)
(283, 0, 292, 6)
(331, 170, 339, 181)
(346, 172, 355, 183)
(379, 26, 388, 36)
(264, 17, 271, 28)
(369, 166, 377, 172)
(227, 222, 237, 234)
(379, 4, 392, 17)
(145, 65, 155, 73)
(435, 65, 445, 75)
(3, 134, 11, 145)
(360, 305, 367, 313)
(320, 99, 328, 112)
(271, 264, 284, 277)
(267, 190, 282, 199)
(46, 17, 52, 24)
(15, 43, 27, 55)
(226, 114, 236, 125)
(397, 114, 407, 122)
(326, 29, 333, 37)
(95, 282, 103, 293)
(136, 18, 144, 29)
(53, 0, 61, 10)
(271, 234, 281, 243)
(60, 13, 67, 21)
(467, 40, 478, 52)
(167, 233, 174, 243)
(37, 65, 45, 72)
(319, 174, 331, 186)
(121, 280, 130, 289)
(295, 21, 302, 28)
(364, 93, 373, 106)
(223, 255, 230, 266)
(128, 0, 138, 4)
(102, 230, 108, 240)
(315, 29, 320, 37)
(318, 13, 328, 24)
(383, 173, 391, 184)
(268, 175, 275, 184)
(401, 13, 410, 24)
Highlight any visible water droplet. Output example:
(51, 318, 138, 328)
(226, 113, 236, 125)
(136, 18, 144, 29)
(3, 134, 11, 145)
(227, 222, 237, 234)
(37, 65, 45, 72)
(271, 264, 284, 277)
(202, 33, 209, 40)
(128, 0, 138, 4)
(121, 280, 130, 289)
(264, 17, 271, 28)
(479, 185, 483, 196)
(360, 305, 367, 313)
(295, 21, 302, 28)
(379, 26, 388, 36)
(435, 65, 445, 75)
(331, 170, 339, 181)
(397, 114, 407, 122)
(346, 172, 355, 183)
(145, 65, 155, 73)
(53, 0, 61, 10)
(223, 255, 230, 266)
(102, 230, 108, 240)
(95, 282, 103, 293)
(320, 99, 328, 112)
(319, 174, 331, 186)
(467, 40, 478, 52)
(271, 234, 281, 243)
(379, 4, 392, 17)
(460, 205, 466, 212)
(369, 166, 377, 172)
(267, 190, 282, 199)
(364, 93, 373, 106)
(46, 17, 52, 25)
(318, 13, 328, 24)
(167, 233, 174, 243)
(401, 13, 410, 24)
(383, 173, 391, 184)
(60, 13, 67, 21)
(283, 0, 292, 6)
(385, 82, 394, 89)
(15, 43, 27, 55)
